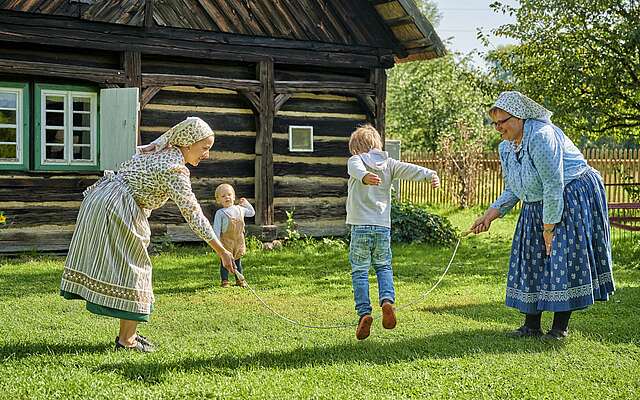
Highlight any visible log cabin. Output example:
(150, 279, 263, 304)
(0, 0, 444, 253)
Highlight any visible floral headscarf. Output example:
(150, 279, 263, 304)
(137, 116, 214, 155)
(493, 91, 553, 121)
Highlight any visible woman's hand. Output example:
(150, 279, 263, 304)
(362, 173, 381, 185)
(219, 249, 236, 274)
(468, 208, 501, 235)
(208, 238, 235, 273)
(431, 174, 440, 188)
(543, 224, 555, 256)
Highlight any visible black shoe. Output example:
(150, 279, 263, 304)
(508, 325, 544, 338)
(542, 328, 568, 340)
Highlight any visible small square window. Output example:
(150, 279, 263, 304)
(289, 125, 313, 152)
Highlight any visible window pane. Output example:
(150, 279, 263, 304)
(0, 144, 17, 159)
(73, 112, 91, 128)
(46, 96, 65, 111)
(46, 129, 65, 144)
(291, 127, 312, 150)
(73, 97, 91, 112)
(72, 130, 91, 145)
(0, 109, 16, 125)
(45, 145, 65, 160)
(0, 92, 17, 109)
(0, 127, 17, 142)
(73, 145, 91, 160)
(46, 111, 65, 127)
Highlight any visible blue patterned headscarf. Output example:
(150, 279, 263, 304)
(493, 91, 552, 121)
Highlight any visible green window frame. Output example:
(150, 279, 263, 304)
(34, 83, 100, 171)
(0, 82, 29, 171)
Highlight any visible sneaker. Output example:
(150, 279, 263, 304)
(542, 328, 568, 340)
(507, 325, 544, 338)
(235, 279, 248, 288)
(355, 314, 373, 340)
(114, 337, 154, 353)
(221, 280, 230, 288)
(381, 301, 396, 329)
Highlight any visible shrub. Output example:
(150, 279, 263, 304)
(390, 200, 458, 245)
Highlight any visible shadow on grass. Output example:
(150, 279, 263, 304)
(1, 342, 111, 361)
(419, 287, 640, 346)
(94, 329, 561, 383)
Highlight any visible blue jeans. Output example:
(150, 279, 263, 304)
(220, 259, 243, 282)
(349, 225, 394, 316)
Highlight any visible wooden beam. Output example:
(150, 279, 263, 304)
(123, 51, 142, 88)
(142, 73, 261, 91)
(274, 81, 375, 95)
(0, 58, 127, 84)
(141, 86, 161, 108)
(237, 90, 260, 113)
(356, 94, 376, 122)
(255, 60, 275, 226)
(144, 0, 154, 29)
(0, 11, 388, 68)
(385, 15, 414, 28)
(273, 94, 291, 114)
(373, 68, 387, 145)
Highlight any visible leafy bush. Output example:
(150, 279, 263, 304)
(390, 200, 458, 245)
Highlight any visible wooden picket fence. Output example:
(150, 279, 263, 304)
(399, 148, 640, 240)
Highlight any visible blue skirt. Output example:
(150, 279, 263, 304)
(506, 169, 615, 313)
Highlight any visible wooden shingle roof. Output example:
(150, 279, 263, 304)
(0, 0, 445, 62)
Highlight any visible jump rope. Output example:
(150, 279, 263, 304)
(230, 231, 471, 330)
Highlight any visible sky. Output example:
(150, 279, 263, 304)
(430, 0, 520, 67)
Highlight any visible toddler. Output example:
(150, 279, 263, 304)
(213, 183, 255, 288)
(346, 124, 440, 340)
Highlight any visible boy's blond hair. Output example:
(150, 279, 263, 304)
(214, 183, 235, 203)
(349, 124, 383, 156)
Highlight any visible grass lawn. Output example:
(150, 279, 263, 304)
(1, 208, 639, 399)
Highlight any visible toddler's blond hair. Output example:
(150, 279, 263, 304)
(348, 124, 383, 156)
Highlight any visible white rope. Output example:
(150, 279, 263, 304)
(237, 237, 463, 330)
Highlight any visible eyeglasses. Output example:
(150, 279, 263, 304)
(492, 115, 514, 128)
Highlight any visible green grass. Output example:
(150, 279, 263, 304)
(1, 209, 639, 399)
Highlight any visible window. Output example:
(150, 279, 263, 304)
(0, 83, 28, 170)
(289, 125, 313, 152)
(35, 84, 99, 171)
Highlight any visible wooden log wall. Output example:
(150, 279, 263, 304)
(0, 46, 375, 251)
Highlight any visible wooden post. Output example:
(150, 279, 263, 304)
(373, 68, 387, 147)
(122, 51, 142, 144)
(255, 60, 275, 233)
(144, 0, 154, 29)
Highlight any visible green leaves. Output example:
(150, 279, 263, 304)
(489, 0, 640, 143)
(390, 200, 458, 245)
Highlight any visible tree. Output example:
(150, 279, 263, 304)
(386, 54, 496, 151)
(488, 0, 640, 142)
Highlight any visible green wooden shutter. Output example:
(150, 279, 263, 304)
(99, 87, 139, 171)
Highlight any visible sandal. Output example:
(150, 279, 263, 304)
(114, 336, 155, 353)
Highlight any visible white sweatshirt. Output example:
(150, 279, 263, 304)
(346, 149, 436, 228)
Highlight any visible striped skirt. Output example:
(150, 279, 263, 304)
(505, 169, 615, 314)
(60, 172, 154, 317)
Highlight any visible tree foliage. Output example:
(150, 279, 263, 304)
(386, 54, 496, 151)
(487, 0, 640, 142)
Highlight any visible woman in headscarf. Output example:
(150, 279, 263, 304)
(60, 116, 235, 352)
(468, 91, 614, 339)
